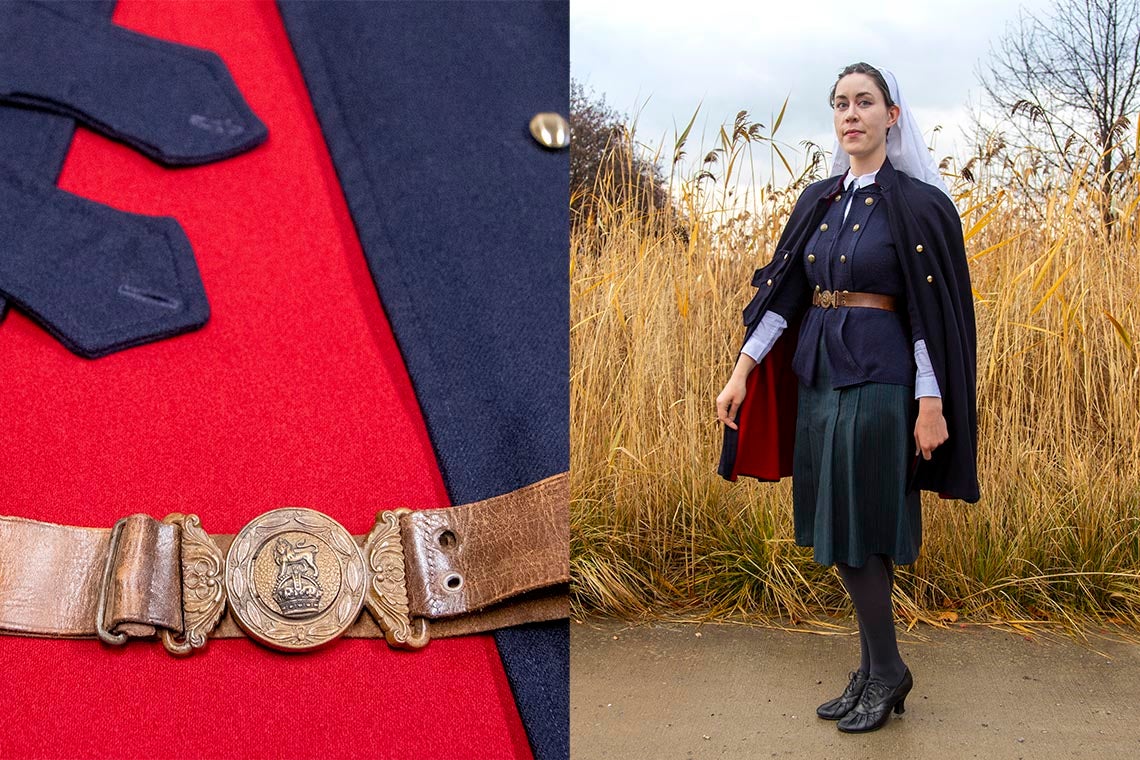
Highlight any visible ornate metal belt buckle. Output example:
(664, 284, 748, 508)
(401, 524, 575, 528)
(226, 508, 366, 651)
(162, 508, 429, 655)
(818, 289, 835, 309)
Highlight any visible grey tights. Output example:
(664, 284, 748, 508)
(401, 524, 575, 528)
(836, 554, 906, 685)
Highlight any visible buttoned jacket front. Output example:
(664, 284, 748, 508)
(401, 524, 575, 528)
(789, 178, 918, 389)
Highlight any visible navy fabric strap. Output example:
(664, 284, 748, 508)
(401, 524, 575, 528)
(0, 164, 209, 358)
(0, 1, 116, 179)
(0, 0, 117, 324)
(277, 2, 569, 758)
(0, 1, 267, 166)
(0, 0, 270, 355)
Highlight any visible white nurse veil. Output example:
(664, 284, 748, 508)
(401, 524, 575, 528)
(828, 67, 951, 197)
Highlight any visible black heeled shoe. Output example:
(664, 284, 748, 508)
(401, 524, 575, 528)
(816, 670, 869, 720)
(836, 667, 913, 733)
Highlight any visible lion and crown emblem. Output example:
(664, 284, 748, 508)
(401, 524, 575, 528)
(272, 537, 323, 616)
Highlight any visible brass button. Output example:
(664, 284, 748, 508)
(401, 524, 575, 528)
(783, 253, 789, 260)
(865, 197, 874, 205)
(766, 279, 773, 287)
(528, 112, 570, 150)
(915, 244, 924, 253)
(834, 194, 841, 202)
(840, 255, 847, 263)
(807, 254, 816, 263)
(815, 284, 821, 291)
(820, 223, 828, 231)
(926, 275, 934, 283)
(853, 224, 860, 232)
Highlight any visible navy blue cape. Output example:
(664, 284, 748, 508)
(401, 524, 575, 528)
(720, 156, 980, 504)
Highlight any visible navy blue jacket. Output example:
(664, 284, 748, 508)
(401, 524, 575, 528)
(722, 156, 979, 503)
(788, 178, 918, 388)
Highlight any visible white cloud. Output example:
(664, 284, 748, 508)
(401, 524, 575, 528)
(572, 0, 1055, 182)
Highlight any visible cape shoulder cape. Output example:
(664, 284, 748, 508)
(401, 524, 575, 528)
(718, 156, 980, 503)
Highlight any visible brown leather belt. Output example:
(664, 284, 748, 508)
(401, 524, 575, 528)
(812, 289, 897, 311)
(0, 473, 568, 653)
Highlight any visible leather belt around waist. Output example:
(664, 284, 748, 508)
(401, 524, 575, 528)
(812, 289, 897, 311)
(0, 473, 568, 654)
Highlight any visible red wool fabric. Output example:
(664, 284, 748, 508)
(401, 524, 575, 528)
(730, 334, 799, 482)
(0, 2, 532, 758)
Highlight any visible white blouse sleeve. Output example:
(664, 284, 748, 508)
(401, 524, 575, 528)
(740, 310, 787, 364)
(913, 339, 942, 399)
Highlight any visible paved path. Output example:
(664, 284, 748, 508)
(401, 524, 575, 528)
(571, 618, 1140, 759)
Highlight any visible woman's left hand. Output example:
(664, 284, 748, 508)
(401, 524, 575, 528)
(914, 397, 949, 460)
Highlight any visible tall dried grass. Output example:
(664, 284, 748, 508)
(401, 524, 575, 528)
(571, 110, 1140, 633)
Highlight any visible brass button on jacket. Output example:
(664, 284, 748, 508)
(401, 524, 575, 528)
(528, 112, 569, 150)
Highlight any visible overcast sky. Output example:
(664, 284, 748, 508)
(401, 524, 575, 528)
(571, 0, 1055, 183)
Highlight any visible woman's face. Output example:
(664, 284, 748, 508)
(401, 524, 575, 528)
(832, 72, 899, 160)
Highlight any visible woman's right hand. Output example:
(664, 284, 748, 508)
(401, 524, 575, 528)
(716, 354, 756, 430)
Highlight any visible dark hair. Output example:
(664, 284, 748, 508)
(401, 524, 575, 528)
(828, 62, 895, 108)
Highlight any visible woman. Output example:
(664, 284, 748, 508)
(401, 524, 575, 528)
(715, 63, 979, 733)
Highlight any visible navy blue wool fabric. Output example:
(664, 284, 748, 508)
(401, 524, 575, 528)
(0, 0, 116, 322)
(0, 164, 210, 358)
(277, 3, 569, 758)
(0, 2, 116, 177)
(0, 1, 267, 167)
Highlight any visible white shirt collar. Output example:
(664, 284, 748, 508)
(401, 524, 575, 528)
(843, 168, 879, 191)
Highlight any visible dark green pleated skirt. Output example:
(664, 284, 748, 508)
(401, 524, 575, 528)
(792, 333, 921, 567)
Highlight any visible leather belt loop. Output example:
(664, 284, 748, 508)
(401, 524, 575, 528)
(95, 517, 129, 646)
(99, 514, 186, 645)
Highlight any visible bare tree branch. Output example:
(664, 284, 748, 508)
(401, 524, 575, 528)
(974, 0, 1140, 227)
